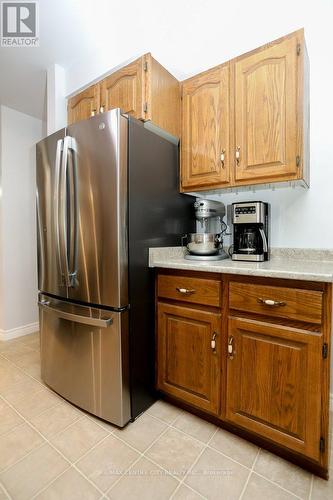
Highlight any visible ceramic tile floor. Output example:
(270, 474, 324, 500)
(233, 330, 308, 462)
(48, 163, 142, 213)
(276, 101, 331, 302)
(0, 333, 332, 500)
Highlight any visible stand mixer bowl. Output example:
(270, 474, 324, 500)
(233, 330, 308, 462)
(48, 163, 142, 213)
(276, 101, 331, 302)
(183, 233, 222, 255)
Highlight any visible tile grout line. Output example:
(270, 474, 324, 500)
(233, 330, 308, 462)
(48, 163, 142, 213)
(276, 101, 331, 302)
(29, 467, 74, 500)
(169, 426, 221, 500)
(104, 453, 145, 497)
(29, 460, 107, 500)
(79, 411, 117, 435)
(0, 478, 11, 500)
(0, 393, 108, 498)
(1, 346, 121, 438)
(238, 447, 261, 500)
(0, 417, 26, 439)
(0, 350, 54, 392)
(106, 422, 181, 496)
(4, 386, 62, 411)
(167, 420, 254, 471)
(153, 413, 312, 500)
(250, 470, 304, 499)
(308, 474, 314, 500)
(0, 354, 317, 500)
(105, 410, 210, 498)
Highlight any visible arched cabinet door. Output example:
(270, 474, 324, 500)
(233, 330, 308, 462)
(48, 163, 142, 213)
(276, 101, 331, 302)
(226, 317, 322, 462)
(234, 36, 299, 183)
(181, 64, 230, 190)
(157, 302, 221, 415)
(100, 58, 145, 119)
(68, 85, 100, 125)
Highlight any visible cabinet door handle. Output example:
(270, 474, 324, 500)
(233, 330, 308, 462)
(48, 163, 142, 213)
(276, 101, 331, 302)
(235, 146, 241, 165)
(211, 332, 218, 354)
(228, 336, 234, 359)
(257, 298, 286, 307)
(220, 149, 226, 168)
(176, 287, 195, 295)
(99, 105, 105, 113)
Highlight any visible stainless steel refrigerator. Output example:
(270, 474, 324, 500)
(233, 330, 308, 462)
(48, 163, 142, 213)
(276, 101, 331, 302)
(36, 109, 194, 426)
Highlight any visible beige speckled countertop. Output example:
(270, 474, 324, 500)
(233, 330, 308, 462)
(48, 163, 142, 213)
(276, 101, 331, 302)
(149, 247, 333, 282)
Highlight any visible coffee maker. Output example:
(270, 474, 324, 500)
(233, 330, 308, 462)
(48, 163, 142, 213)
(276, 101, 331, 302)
(232, 202, 269, 261)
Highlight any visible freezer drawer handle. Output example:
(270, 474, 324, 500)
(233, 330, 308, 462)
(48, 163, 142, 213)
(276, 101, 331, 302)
(38, 301, 113, 328)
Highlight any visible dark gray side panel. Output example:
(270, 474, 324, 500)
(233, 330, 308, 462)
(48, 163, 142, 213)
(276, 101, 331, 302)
(128, 118, 195, 418)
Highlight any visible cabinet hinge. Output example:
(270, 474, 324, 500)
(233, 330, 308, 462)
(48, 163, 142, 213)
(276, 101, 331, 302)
(320, 437, 325, 453)
(322, 343, 328, 359)
(143, 61, 148, 72)
(143, 102, 148, 113)
(297, 43, 301, 56)
(296, 155, 301, 167)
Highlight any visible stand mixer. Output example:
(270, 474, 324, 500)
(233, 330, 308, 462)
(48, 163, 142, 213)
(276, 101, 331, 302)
(182, 199, 229, 261)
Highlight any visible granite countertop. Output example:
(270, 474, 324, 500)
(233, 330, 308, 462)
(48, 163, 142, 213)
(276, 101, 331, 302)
(149, 247, 333, 282)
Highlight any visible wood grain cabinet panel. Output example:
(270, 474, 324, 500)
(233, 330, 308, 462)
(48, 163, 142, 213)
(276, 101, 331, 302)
(234, 36, 298, 183)
(157, 274, 221, 307)
(180, 29, 309, 192)
(229, 281, 323, 324)
(67, 85, 100, 125)
(225, 317, 322, 461)
(145, 54, 180, 137)
(181, 65, 230, 190)
(67, 54, 180, 136)
(157, 302, 221, 414)
(100, 57, 145, 119)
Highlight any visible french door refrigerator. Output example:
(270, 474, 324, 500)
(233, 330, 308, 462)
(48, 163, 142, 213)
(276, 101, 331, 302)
(36, 109, 194, 426)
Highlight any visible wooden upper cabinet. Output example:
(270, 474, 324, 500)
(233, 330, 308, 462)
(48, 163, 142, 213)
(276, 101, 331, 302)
(180, 29, 309, 192)
(67, 54, 180, 136)
(225, 317, 322, 461)
(145, 54, 180, 137)
(181, 65, 230, 190)
(67, 85, 100, 125)
(157, 302, 221, 415)
(234, 35, 299, 184)
(100, 57, 145, 119)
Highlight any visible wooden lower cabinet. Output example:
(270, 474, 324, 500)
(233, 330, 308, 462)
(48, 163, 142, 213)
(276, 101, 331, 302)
(225, 317, 322, 461)
(157, 302, 221, 414)
(156, 270, 331, 477)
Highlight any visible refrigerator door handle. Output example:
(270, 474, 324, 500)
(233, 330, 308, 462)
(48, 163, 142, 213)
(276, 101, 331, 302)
(54, 138, 63, 275)
(67, 137, 79, 286)
(59, 136, 78, 287)
(38, 301, 113, 328)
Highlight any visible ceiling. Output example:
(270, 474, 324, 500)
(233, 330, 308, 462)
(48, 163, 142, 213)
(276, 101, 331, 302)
(0, 0, 332, 121)
(0, 0, 94, 119)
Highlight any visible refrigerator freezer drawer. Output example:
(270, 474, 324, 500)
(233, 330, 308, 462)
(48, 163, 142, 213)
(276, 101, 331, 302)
(39, 296, 131, 427)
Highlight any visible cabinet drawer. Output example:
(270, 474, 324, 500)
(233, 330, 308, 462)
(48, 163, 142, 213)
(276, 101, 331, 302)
(229, 282, 323, 324)
(157, 274, 221, 307)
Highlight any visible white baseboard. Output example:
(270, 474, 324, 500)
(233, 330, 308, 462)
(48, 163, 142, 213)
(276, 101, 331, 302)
(0, 322, 39, 341)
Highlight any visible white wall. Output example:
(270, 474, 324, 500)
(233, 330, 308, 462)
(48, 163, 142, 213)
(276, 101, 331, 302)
(59, 0, 333, 250)
(0, 106, 43, 338)
(47, 64, 67, 135)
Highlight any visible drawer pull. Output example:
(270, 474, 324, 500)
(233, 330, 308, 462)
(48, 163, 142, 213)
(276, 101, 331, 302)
(220, 149, 226, 168)
(257, 298, 286, 307)
(228, 336, 234, 359)
(176, 287, 195, 295)
(211, 332, 218, 354)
